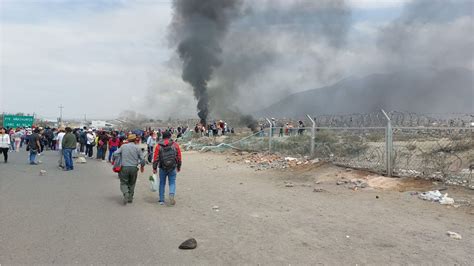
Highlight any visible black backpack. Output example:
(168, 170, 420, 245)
(159, 142, 177, 170)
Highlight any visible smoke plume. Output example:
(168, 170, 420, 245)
(377, 0, 473, 71)
(169, 0, 242, 125)
(208, 0, 352, 115)
(149, 0, 472, 120)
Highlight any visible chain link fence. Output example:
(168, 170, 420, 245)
(181, 115, 473, 187)
(392, 127, 473, 186)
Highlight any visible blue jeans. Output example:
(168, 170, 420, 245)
(63, 148, 74, 170)
(108, 146, 117, 162)
(97, 147, 103, 159)
(159, 168, 177, 202)
(29, 149, 38, 164)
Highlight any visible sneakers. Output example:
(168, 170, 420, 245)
(169, 195, 176, 206)
(159, 201, 165, 205)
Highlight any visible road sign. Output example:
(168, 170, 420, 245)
(2, 115, 34, 128)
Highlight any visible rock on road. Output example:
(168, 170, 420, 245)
(0, 150, 473, 264)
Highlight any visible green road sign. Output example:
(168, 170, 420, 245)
(2, 115, 34, 128)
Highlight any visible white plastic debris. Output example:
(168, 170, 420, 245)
(418, 190, 455, 205)
(76, 157, 87, 164)
(439, 194, 455, 205)
(284, 157, 298, 162)
(446, 231, 462, 240)
(418, 190, 443, 201)
(39, 170, 47, 176)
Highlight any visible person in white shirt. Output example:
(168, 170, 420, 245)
(13, 129, 23, 152)
(0, 127, 11, 163)
(146, 132, 157, 163)
(57, 128, 66, 169)
(85, 129, 96, 158)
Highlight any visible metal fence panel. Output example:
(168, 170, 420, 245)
(392, 127, 473, 186)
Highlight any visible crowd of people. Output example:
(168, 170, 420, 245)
(0, 125, 184, 207)
(194, 120, 234, 137)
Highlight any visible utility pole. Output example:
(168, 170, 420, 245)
(58, 105, 64, 126)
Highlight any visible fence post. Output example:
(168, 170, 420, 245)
(381, 109, 393, 177)
(265, 118, 273, 153)
(306, 114, 315, 158)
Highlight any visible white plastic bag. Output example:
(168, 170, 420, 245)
(440, 194, 455, 205)
(149, 174, 158, 192)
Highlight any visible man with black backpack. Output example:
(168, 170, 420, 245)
(152, 131, 182, 206)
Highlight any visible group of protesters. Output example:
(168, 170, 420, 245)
(194, 120, 235, 137)
(0, 125, 184, 207)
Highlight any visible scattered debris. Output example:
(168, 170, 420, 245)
(179, 238, 198, 249)
(75, 157, 87, 164)
(439, 195, 455, 205)
(227, 152, 322, 171)
(212, 206, 220, 212)
(446, 231, 462, 240)
(285, 157, 298, 162)
(285, 182, 294, 188)
(313, 188, 326, 193)
(418, 190, 455, 205)
(336, 177, 368, 190)
(336, 179, 348, 185)
(349, 179, 368, 189)
(39, 170, 47, 176)
(376, 195, 379, 199)
(418, 190, 443, 201)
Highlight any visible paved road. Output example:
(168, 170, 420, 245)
(0, 150, 197, 264)
(1, 149, 473, 264)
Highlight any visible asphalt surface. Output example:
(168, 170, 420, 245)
(0, 149, 194, 264)
(1, 149, 473, 264)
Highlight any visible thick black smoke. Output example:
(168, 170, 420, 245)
(169, 0, 241, 125)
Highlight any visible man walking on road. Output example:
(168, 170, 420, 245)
(113, 134, 145, 205)
(57, 127, 66, 169)
(152, 131, 182, 206)
(62, 127, 77, 171)
(28, 128, 42, 165)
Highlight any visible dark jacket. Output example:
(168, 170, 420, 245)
(62, 132, 77, 149)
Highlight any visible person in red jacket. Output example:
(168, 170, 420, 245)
(152, 131, 182, 206)
(108, 133, 120, 163)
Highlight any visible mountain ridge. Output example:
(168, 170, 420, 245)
(256, 68, 474, 117)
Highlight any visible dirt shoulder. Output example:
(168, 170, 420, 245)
(136, 151, 473, 264)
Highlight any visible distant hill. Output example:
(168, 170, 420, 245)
(257, 68, 474, 117)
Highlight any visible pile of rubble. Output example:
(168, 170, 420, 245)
(336, 176, 369, 190)
(226, 152, 321, 171)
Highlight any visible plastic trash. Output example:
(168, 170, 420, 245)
(149, 174, 158, 192)
(439, 194, 455, 205)
(418, 190, 443, 201)
(447, 231, 462, 240)
(418, 190, 455, 205)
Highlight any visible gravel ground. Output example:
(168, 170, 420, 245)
(0, 149, 473, 264)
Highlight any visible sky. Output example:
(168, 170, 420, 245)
(0, 0, 468, 121)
